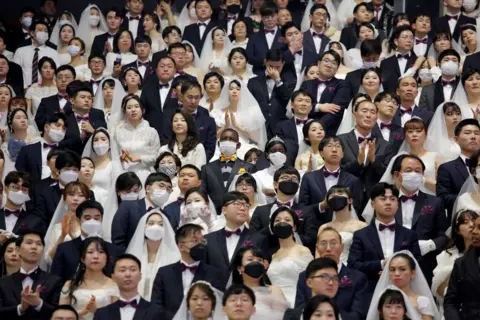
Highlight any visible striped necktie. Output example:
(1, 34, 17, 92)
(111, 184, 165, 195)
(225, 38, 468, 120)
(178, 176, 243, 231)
(32, 48, 39, 84)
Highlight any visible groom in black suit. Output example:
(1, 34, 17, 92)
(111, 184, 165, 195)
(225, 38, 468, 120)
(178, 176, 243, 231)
(94, 254, 164, 320)
(437, 119, 480, 219)
(348, 183, 421, 297)
(182, 0, 217, 55)
(0, 230, 62, 320)
(151, 224, 226, 319)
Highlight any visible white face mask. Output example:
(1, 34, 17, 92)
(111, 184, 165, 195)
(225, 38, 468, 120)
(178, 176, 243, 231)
(464, 0, 478, 11)
(363, 61, 377, 69)
(269, 152, 287, 167)
(22, 17, 32, 28)
(440, 61, 459, 76)
(8, 190, 30, 205)
(48, 128, 65, 143)
(36, 31, 49, 45)
(418, 68, 433, 82)
(93, 143, 109, 156)
(81, 219, 102, 236)
(401, 172, 424, 191)
(150, 188, 170, 207)
(60, 170, 79, 184)
(89, 15, 101, 27)
(120, 192, 139, 201)
(145, 225, 164, 241)
(67, 45, 81, 57)
(219, 140, 237, 156)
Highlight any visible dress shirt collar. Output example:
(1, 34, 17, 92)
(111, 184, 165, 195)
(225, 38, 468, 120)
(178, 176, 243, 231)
(264, 26, 278, 34)
(199, 18, 211, 25)
(159, 79, 173, 88)
(354, 128, 372, 140)
(460, 153, 469, 163)
(126, 12, 141, 19)
(145, 198, 156, 211)
(375, 218, 395, 231)
(377, 119, 392, 127)
(225, 225, 245, 233)
(181, 259, 200, 267)
(119, 294, 141, 303)
(337, 263, 342, 274)
(399, 104, 415, 112)
(20, 266, 39, 275)
(399, 189, 420, 198)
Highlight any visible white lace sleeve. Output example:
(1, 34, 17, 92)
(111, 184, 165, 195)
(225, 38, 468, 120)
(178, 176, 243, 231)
(192, 143, 207, 169)
(139, 129, 161, 166)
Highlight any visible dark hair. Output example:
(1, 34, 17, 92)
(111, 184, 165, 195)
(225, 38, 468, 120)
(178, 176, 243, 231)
(67, 237, 111, 305)
(305, 257, 338, 279)
(232, 18, 252, 39)
(135, 35, 152, 47)
(121, 67, 143, 91)
(15, 229, 45, 247)
(269, 206, 299, 234)
(75, 200, 104, 220)
(203, 71, 225, 89)
(47, 147, 64, 162)
(175, 223, 204, 244)
(38, 56, 57, 74)
(186, 282, 216, 310)
(265, 138, 287, 155)
(68, 37, 86, 54)
(392, 12, 410, 26)
(222, 284, 256, 306)
(353, 1, 374, 13)
(260, 3, 278, 16)
(377, 289, 408, 318)
(168, 111, 201, 157)
(30, 19, 49, 33)
(56, 64, 76, 78)
(168, 42, 186, 54)
(304, 64, 318, 76)
(454, 118, 480, 136)
(70, 82, 93, 98)
(162, 25, 182, 39)
(326, 184, 353, 202)
(461, 67, 480, 87)
(222, 191, 250, 207)
(356, 22, 375, 38)
(44, 112, 67, 135)
(115, 172, 142, 193)
(180, 80, 202, 95)
(88, 54, 106, 65)
(145, 172, 171, 187)
(235, 173, 258, 192)
(438, 48, 461, 63)
(20, 7, 36, 17)
(360, 38, 382, 57)
(184, 186, 209, 204)
(55, 150, 81, 170)
(154, 151, 182, 171)
(391, 252, 416, 270)
(468, 149, 480, 176)
(281, 21, 298, 37)
(374, 92, 400, 105)
(62, 181, 90, 201)
(210, 27, 226, 42)
(183, 42, 197, 62)
(310, 3, 329, 18)
(360, 67, 381, 85)
(228, 47, 247, 65)
(113, 29, 135, 53)
(114, 253, 142, 271)
(104, 6, 123, 18)
(58, 23, 75, 43)
(448, 209, 479, 254)
(391, 154, 426, 175)
(7, 108, 28, 133)
(5, 171, 31, 189)
(244, 148, 262, 162)
(461, 24, 477, 53)
(232, 245, 267, 285)
(291, 88, 314, 104)
(144, 12, 161, 32)
(265, 48, 284, 62)
(0, 237, 18, 278)
(354, 99, 376, 112)
(370, 182, 399, 200)
(156, 56, 177, 69)
(179, 164, 201, 179)
(303, 295, 340, 320)
(319, 136, 344, 152)
(433, 29, 452, 49)
(442, 102, 462, 115)
(90, 128, 111, 155)
(51, 305, 79, 320)
(319, 50, 341, 67)
(121, 94, 145, 114)
(195, 0, 213, 9)
(389, 25, 414, 51)
(301, 120, 324, 146)
(273, 166, 300, 182)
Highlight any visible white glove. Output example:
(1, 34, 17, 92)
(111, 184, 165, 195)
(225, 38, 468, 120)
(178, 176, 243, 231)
(198, 206, 212, 224)
(416, 296, 431, 315)
(418, 239, 436, 256)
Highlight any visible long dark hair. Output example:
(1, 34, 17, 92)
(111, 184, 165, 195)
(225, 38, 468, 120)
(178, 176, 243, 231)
(303, 295, 340, 320)
(168, 110, 200, 157)
(448, 209, 479, 254)
(378, 289, 410, 320)
(232, 245, 269, 286)
(0, 237, 18, 278)
(66, 237, 111, 305)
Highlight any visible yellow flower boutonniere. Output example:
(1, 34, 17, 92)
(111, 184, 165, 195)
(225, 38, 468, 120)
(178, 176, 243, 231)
(238, 168, 246, 174)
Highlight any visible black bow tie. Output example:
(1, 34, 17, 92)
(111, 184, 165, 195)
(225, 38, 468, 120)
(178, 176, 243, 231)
(276, 200, 291, 208)
(176, 197, 185, 204)
(159, 83, 169, 89)
(19, 270, 38, 281)
(323, 168, 339, 178)
(5, 209, 21, 217)
(138, 61, 150, 67)
(43, 143, 56, 149)
(227, 15, 237, 21)
(380, 122, 392, 130)
(224, 228, 241, 237)
(264, 29, 275, 34)
(312, 32, 323, 37)
(119, 300, 138, 308)
(442, 79, 455, 86)
(465, 158, 471, 166)
(90, 79, 102, 85)
(296, 118, 308, 125)
(400, 194, 417, 202)
(399, 108, 413, 115)
(357, 136, 373, 144)
(397, 53, 410, 60)
(317, 79, 330, 85)
(58, 94, 68, 100)
(76, 115, 89, 122)
(129, 16, 140, 21)
(198, 22, 207, 27)
(447, 14, 458, 20)
(294, 50, 302, 56)
(416, 38, 428, 44)
(180, 263, 198, 273)
(379, 223, 396, 232)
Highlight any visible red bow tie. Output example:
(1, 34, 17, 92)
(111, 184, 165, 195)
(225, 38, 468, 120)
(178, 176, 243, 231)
(43, 143, 56, 149)
(312, 32, 323, 37)
(276, 200, 291, 208)
(380, 122, 392, 130)
(400, 194, 417, 202)
(447, 14, 458, 20)
(323, 168, 339, 178)
(119, 300, 138, 308)
(416, 38, 428, 44)
(442, 79, 455, 86)
(129, 16, 140, 21)
(180, 263, 198, 273)
(357, 136, 373, 144)
(5, 209, 21, 217)
(264, 29, 275, 34)
(58, 94, 68, 100)
(400, 108, 412, 115)
(76, 115, 89, 122)
(224, 228, 241, 237)
(138, 61, 150, 67)
(379, 223, 396, 232)
(296, 118, 307, 125)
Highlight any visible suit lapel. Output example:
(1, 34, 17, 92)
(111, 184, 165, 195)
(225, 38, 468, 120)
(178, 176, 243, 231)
(314, 170, 328, 196)
(304, 32, 315, 53)
(217, 230, 230, 265)
(233, 228, 249, 258)
(395, 201, 403, 226)
(0, 209, 5, 230)
(345, 131, 359, 156)
(211, 161, 226, 190)
(288, 119, 298, 141)
(367, 224, 384, 259)
(393, 226, 405, 251)
(433, 79, 445, 108)
(412, 192, 426, 228)
(454, 157, 469, 181)
(34, 142, 42, 177)
(319, 35, 329, 54)
(226, 161, 242, 190)
(11, 272, 23, 302)
(173, 262, 185, 297)
(133, 298, 149, 320)
(405, 53, 417, 73)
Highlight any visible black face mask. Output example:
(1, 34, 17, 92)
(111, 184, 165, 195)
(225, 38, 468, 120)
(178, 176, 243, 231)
(278, 180, 299, 195)
(327, 196, 348, 212)
(227, 4, 241, 14)
(244, 261, 265, 278)
(189, 244, 206, 261)
(273, 222, 293, 239)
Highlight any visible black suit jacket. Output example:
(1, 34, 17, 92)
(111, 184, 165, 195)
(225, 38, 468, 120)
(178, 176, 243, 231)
(275, 118, 301, 167)
(205, 227, 252, 271)
(380, 52, 418, 92)
(418, 77, 459, 112)
(391, 105, 433, 128)
(294, 265, 369, 320)
(34, 94, 72, 131)
(122, 60, 157, 84)
(246, 27, 288, 75)
(121, 14, 146, 41)
(0, 208, 46, 235)
(163, 201, 181, 231)
(201, 159, 254, 213)
(15, 141, 44, 184)
(433, 14, 476, 43)
(5, 60, 24, 97)
(463, 51, 480, 77)
(371, 122, 404, 156)
(0, 269, 63, 320)
(444, 247, 480, 319)
(63, 108, 107, 155)
(302, 30, 330, 55)
(437, 156, 469, 219)
(182, 20, 218, 55)
(111, 199, 148, 251)
(91, 32, 112, 57)
(93, 298, 164, 320)
(347, 221, 421, 295)
(301, 78, 350, 136)
(51, 236, 120, 283)
(31, 177, 61, 225)
(151, 261, 226, 320)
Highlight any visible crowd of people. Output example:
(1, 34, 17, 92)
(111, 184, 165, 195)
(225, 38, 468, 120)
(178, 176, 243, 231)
(1, 0, 480, 319)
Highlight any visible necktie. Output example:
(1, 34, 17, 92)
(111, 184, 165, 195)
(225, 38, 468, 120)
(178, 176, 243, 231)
(416, 38, 428, 44)
(5, 209, 21, 217)
(357, 136, 372, 144)
(198, 22, 207, 27)
(380, 122, 392, 130)
(220, 154, 236, 162)
(76, 115, 89, 122)
(180, 263, 198, 273)
(224, 228, 241, 237)
(442, 79, 454, 86)
(296, 118, 308, 125)
(276, 200, 291, 207)
(129, 16, 140, 21)
(264, 29, 275, 34)
(375, 6, 382, 22)
(447, 14, 458, 20)
(379, 223, 396, 232)
(323, 168, 339, 178)
(159, 83, 169, 89)
(43, 143, 56, 149)
(465, 158, 471, 166)
(397, 53, 410, 60)
(138, 61, 150, 67)
(32, 48, 39, 85)
(119, 300, 138, 308)
(400, 108, 412, 115)
(58, 94, 68, 100)
(400, 194, 417, 202)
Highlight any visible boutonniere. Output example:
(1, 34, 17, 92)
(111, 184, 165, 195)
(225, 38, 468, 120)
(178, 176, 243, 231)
(39, 286, 48, 293)
(171, 91, 177, 98)
(199, 126, 204, 131)
(243, 240, 254, 248)
(340, 276, 353, 287)
(327, 87, 336, 93)
(20, 223, 28, 229)
(238, 167, 246, 174)
(295, 209, 304, 219)
(278, 36, 285, 43)
(401, 241, 407, 247)
(394, 133, 402, 141)
(421, 205, 433, 214)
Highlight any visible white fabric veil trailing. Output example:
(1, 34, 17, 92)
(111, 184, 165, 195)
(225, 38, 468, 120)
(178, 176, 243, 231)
(366, 284, 421, 320)
(173, 281, 224, 320)
(50, 11, 78, 47)
(452, 175, 477, 216)
(199, 27, 232, 72)
(213, 78, 267, 150)
(427, 39, 465, 61)
(301, 0, 339, 32)
(227, 173, 267, 206)
(93, 77, 127, 130)
(40, 198, 67, 270)
(177, 3, 197, 33)
(451, 80, 477, 119)
(182, 40, 201, 69)
(367, 250, 440, 319)
(126, 210, 180, 301)
(76, 4, 108, 53)
(81, 128, 125, 241)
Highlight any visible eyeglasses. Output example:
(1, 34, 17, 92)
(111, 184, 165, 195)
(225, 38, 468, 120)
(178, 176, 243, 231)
(236, 182, 253, 188)
(181, 238, 207, 246)
(310, 273, 339, 283)
(8, 184, 29, 193)
(317, 241, 341, 248)
(227, 200, 250, 209)
(324, 143, 342, 149)
(90, 59, 104, 65)
(321, 58, 338, 67)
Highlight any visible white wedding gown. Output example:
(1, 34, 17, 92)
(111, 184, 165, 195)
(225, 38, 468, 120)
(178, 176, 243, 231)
(61, 286, 119, 320)
(419, 152, 438, 196)
(267, 254, 313, 307)
(455, 192, 480, 212)
(339, 231, 354, 266)
(92, 162, 113, 192)
(251, 287, 289, 320)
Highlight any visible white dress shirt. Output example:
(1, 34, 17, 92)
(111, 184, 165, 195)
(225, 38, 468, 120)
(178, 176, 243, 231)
(17, 267, 43, 315)
(90, 76, 104, 96)
(136, 60, 149, 79)
(396, 51, 409, 76)
(159, 80, 173, 108)
(375, 219, 395, 262)
(377, 119, 391, 141)
(13, 44, 60, 88)
(399, 191, 419, 229)
(374, 5, 383, 23)
(145, 198, 157, 212)
(227, 14, 239, 35)
(310, 29, 323, 53)
(294, 117, 306, 144)
(316, 81, 327, 103)
(225, 225, 245, 261)
(119, 294, 141, 320)
(441, 77, 455, 101)
(265, 27, 278, 49)
(181, 259, 200, 290)
(413, 36, 428, 57)
(399, 105, 415, 127)
(40, 139, 56, 179)
(324, 168, 340, 192)
(107, 33, 116, 50)
(199, 19, 211, 39)
(354, 129, 371, 165)
(4, 209, 19, 232)
(447, 13, 459, 35)
(127, 13, 141, 40)
(58, 94, 68, 110)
